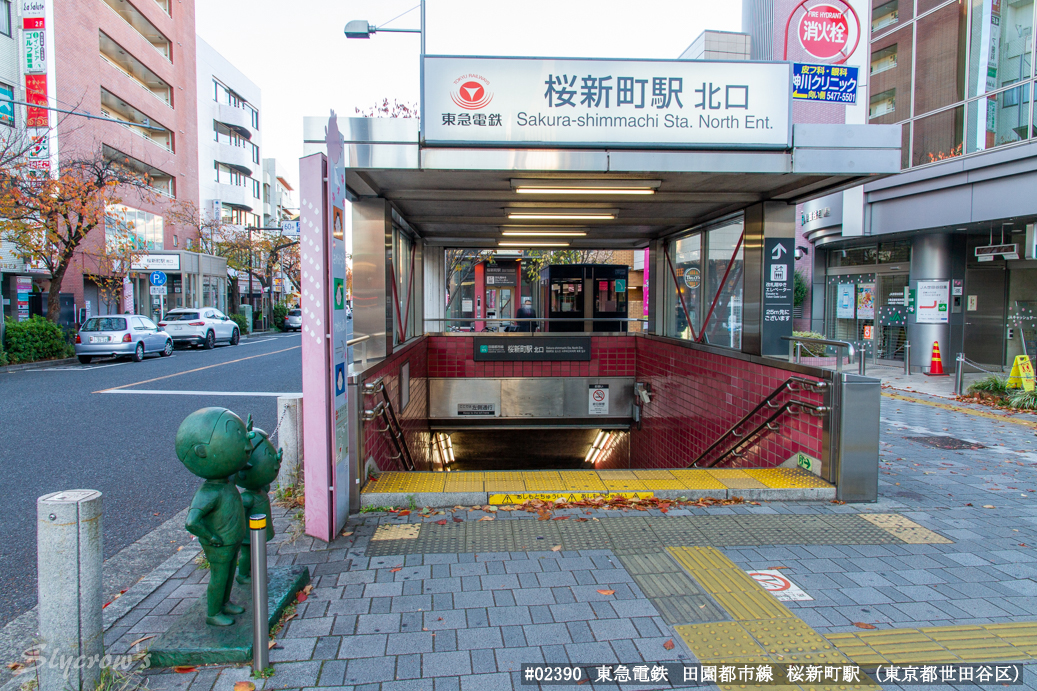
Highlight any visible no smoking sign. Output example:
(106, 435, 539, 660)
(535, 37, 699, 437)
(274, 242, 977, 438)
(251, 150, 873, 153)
(588, 385, 609, 415)
(746, 569, 813, 601)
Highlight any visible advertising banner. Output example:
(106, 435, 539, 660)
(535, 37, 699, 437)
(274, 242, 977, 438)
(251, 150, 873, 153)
(473, 336, 591, 361)
(24, 74, 47, 127)
(791, 64, 858, 103)
(856, 282, 875, 319)
(916, 280, 950, 324)
(836, 283, 855, 319)
(423, 56, 791, 149)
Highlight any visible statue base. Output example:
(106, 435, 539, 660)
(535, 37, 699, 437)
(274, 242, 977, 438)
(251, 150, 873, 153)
(148, 565, 310, 668)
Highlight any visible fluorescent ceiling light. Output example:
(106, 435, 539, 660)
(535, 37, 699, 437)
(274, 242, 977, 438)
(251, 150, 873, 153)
(498, 242, 570, 247)
(507, 213, 615, 220)
(512, 179, 660, 195)
(500, 231, 586, 237)
(515, 187, 654, 195)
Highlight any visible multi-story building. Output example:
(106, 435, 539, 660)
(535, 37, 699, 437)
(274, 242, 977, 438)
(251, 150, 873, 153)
(796, 0, 1037, 374)
(261, 158, 292, 228)
(42, 0, 218, 323)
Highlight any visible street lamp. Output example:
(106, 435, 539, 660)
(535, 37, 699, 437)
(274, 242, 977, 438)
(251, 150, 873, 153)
(344, 2, 425, 54)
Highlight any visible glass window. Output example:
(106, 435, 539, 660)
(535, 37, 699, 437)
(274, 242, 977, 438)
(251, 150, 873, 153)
(869, 24, 914, 123)
(0, 1, 11, 37)
(917, 0, 956, 13)
(870, 88, 897, 118)
(966, 86, 1032, 153)
(703, 220, 744, 349)
(872, 0, 901, 33)
(912, 104, 965, 166)
(877, 240, 911, 263)
(829, 245, 877, 267)
(82, 317, 127, 331)
(871, 45, 898, 75)
(913, 2, 968, 116)
(968, 0, 1034, 98)
(105, 204, 164, 250)
(668, 233, 701, 339)
(0, 82, 14, 127)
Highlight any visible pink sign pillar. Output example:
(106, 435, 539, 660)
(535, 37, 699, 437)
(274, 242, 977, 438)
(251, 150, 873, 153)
(299, 112, 352, 542)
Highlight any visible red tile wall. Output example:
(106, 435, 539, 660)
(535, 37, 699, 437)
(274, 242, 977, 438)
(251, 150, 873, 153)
(359, 337, 431, 472)
(427, 335, 636, 378)
(630, 336, 825, 470)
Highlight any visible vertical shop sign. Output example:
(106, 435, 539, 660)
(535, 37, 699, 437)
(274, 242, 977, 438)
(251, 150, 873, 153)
(24, 73, 47, 127)
(762, 238, 794, 354)
(642, 248, 649, 318)
(836, 283, 855, 319)
(23, 27, 45, 73)
(13, 276, 31, 320)
(856, 282, 875, 319)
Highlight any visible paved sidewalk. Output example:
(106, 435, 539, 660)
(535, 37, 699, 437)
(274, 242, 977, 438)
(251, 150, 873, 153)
(11, 392, 1037, 691)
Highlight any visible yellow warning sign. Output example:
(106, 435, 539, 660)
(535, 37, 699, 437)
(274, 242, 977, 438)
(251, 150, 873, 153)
(487, 491, 654, 505)
(1007, 355, 1035, 391)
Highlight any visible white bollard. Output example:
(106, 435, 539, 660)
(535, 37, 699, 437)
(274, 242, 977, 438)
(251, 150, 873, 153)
(37, 490, 103, 691)
(276, 395, 303, 489)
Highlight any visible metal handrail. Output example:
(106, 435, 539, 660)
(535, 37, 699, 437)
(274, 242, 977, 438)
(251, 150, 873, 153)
(701, 399, 830, 468)
(690, 376, 826, 468)
(348, 334, 371, 368)
(361, 377, 414, 471)
(781, 336, 856, 372)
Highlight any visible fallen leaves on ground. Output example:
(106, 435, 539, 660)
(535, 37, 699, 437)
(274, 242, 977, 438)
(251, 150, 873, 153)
(389, 567, 403, 573)
(663, 639, 675, 650)
(453, 517, 463, 523)
(340, 530, 353, 537)
(551, 545, 562, 552)
(233, 682, 256, 691)
(6, 663, 24, 672)
(983, 505, 996, 509)
(436, 520, 447, 525)
(766, 566, 789, 570)
(296, 584, 314, 602)
(830, 500, 846, 505)
(853, 622, 877, 629)
(509, 494, 748, 518)
(128, 635, 156, 648)
(173, 666, 196, 674)
(597, 589, 615, 595)
(478, 515, 494, 521)
(397, 510, 411, 517)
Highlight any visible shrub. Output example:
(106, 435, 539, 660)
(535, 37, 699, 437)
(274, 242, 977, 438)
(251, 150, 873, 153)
(793, 270, 808, 307)
(272, 303, 289, 331)
(3, 316, 70, 363)
(1008, 388, 1037, 410)
(792, 330, 827, 357)
(968, 375, 1008, 395)
(230, 313, 248, 333)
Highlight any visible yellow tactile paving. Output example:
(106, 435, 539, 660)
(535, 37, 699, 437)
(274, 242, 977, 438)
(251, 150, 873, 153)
(370, 524, 420, 541)
(520, 471, 564, 492)
(596, 470, 639, 479)
(668, 469, 728, 490)
(667, 547, 794, 621)
(858, 513, 952, 544)
(674, 621, 768, 660)
(828, 625, 1037, 663)
(482, 471, 524, 482)
(601, 478, 649, 491)
(744, 468, 834, 489)
(633, 470, 678, 480)
(484, 480, 525, 493)
(706, 468, 753, 478)
(444, 476, 484, 492)
(558, 471, 607, 492)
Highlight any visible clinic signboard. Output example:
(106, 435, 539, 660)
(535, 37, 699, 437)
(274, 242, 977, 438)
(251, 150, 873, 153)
(915, 280, 949, 324)
(423, 56, 792, 149)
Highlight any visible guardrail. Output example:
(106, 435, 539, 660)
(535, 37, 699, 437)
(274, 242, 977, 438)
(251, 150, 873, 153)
(347, 334, 371, 368)
(782, 335, 857, 373)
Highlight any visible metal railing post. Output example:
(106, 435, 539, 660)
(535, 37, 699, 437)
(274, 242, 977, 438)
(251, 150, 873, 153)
(795, 342, 802, 364)
(954, 353, 965, 395)
(904, 342, 911, 375)
(251, 513, 269, 673)
(858, 347, 866, 376)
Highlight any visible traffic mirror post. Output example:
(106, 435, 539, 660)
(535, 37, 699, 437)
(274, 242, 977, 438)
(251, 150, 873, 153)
(37, 490, 103, 691)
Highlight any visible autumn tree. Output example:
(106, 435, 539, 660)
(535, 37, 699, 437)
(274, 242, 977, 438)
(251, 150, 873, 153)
(522, 249, 615, 283)
(0, 153, 152, 321)
(355, 99, 418, 119)
(80, 229, 144, 314)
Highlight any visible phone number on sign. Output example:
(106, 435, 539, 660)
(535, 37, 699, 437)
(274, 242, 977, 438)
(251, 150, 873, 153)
(522, 665, 584, 683)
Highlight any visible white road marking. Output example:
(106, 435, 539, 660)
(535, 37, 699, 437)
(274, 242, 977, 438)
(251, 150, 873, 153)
(24, 361, 133, 371)
(100, 389, 301, 397)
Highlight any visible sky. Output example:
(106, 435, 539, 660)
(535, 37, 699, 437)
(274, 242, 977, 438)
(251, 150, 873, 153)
(195, 0, 743, 192)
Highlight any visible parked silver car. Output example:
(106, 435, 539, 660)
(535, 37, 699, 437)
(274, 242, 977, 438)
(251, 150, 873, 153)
(159, 307, 240, 349)
(284, 308, 302, 331)
(75, 315, 173, 364)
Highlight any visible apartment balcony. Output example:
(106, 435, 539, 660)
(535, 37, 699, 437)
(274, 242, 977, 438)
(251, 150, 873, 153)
(214, 142, 254, 176)
(215, 103, 254, 137)
(213, 182, 254, 211)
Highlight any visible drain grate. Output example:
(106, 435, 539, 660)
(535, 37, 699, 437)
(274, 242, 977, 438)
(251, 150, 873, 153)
(905, 435, 985, 450)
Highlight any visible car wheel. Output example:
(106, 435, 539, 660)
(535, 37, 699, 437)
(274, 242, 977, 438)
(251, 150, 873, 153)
(161, 339, 173, 357)
(78, 356, 92, 365)
(203, 330, 215, 350)
(132, 342, 145, 362)
(230, 328, 240, 346)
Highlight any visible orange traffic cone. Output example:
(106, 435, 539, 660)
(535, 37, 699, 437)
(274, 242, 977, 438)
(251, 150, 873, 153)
(927, 341, 947, 376)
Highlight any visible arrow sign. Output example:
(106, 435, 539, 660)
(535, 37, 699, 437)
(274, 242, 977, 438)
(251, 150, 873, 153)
(771, 243, 787, 260)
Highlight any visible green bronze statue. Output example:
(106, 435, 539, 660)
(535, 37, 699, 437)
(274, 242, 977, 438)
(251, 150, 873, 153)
(175, 407, 254, 627)
(235, 426, 282, 584)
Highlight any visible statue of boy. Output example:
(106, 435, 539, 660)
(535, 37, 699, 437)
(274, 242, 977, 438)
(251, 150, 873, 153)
(235, 426, 282, 584)
(175, 407, 255, 627)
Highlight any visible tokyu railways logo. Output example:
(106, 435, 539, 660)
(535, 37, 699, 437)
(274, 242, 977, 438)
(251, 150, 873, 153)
(451, 73, 493, 110)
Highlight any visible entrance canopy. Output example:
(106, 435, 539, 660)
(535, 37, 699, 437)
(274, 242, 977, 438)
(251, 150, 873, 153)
(304, 56, 900, 249)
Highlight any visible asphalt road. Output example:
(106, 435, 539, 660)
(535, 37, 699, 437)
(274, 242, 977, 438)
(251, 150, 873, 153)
(0, 332, 302, 627)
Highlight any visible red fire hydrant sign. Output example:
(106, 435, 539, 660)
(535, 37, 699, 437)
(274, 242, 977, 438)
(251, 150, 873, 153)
(799, 4, 851, 60)
(746, 569, 814, 601)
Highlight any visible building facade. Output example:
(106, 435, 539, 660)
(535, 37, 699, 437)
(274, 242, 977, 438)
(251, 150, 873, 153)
(802, 0, 1037, 372)
(51, 0, 206, 323)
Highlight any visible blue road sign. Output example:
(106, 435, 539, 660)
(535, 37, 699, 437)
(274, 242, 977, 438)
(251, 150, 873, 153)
(149, 271, 167, 287)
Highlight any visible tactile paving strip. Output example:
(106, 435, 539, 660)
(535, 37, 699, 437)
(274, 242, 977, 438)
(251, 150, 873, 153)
(521, 471, 564, 492)
(826, 625, 1037, 663)
(617, 552, 727, 625)
(744, 468, 834, 489)
(857, 513, 953, 544)
(364, 514, 930, 556)
(557, 471, 607, 492)
(668, 469, 728, 490)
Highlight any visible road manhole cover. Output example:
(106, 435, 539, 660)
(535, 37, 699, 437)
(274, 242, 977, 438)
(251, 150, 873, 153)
(905, 436, 984, 450)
